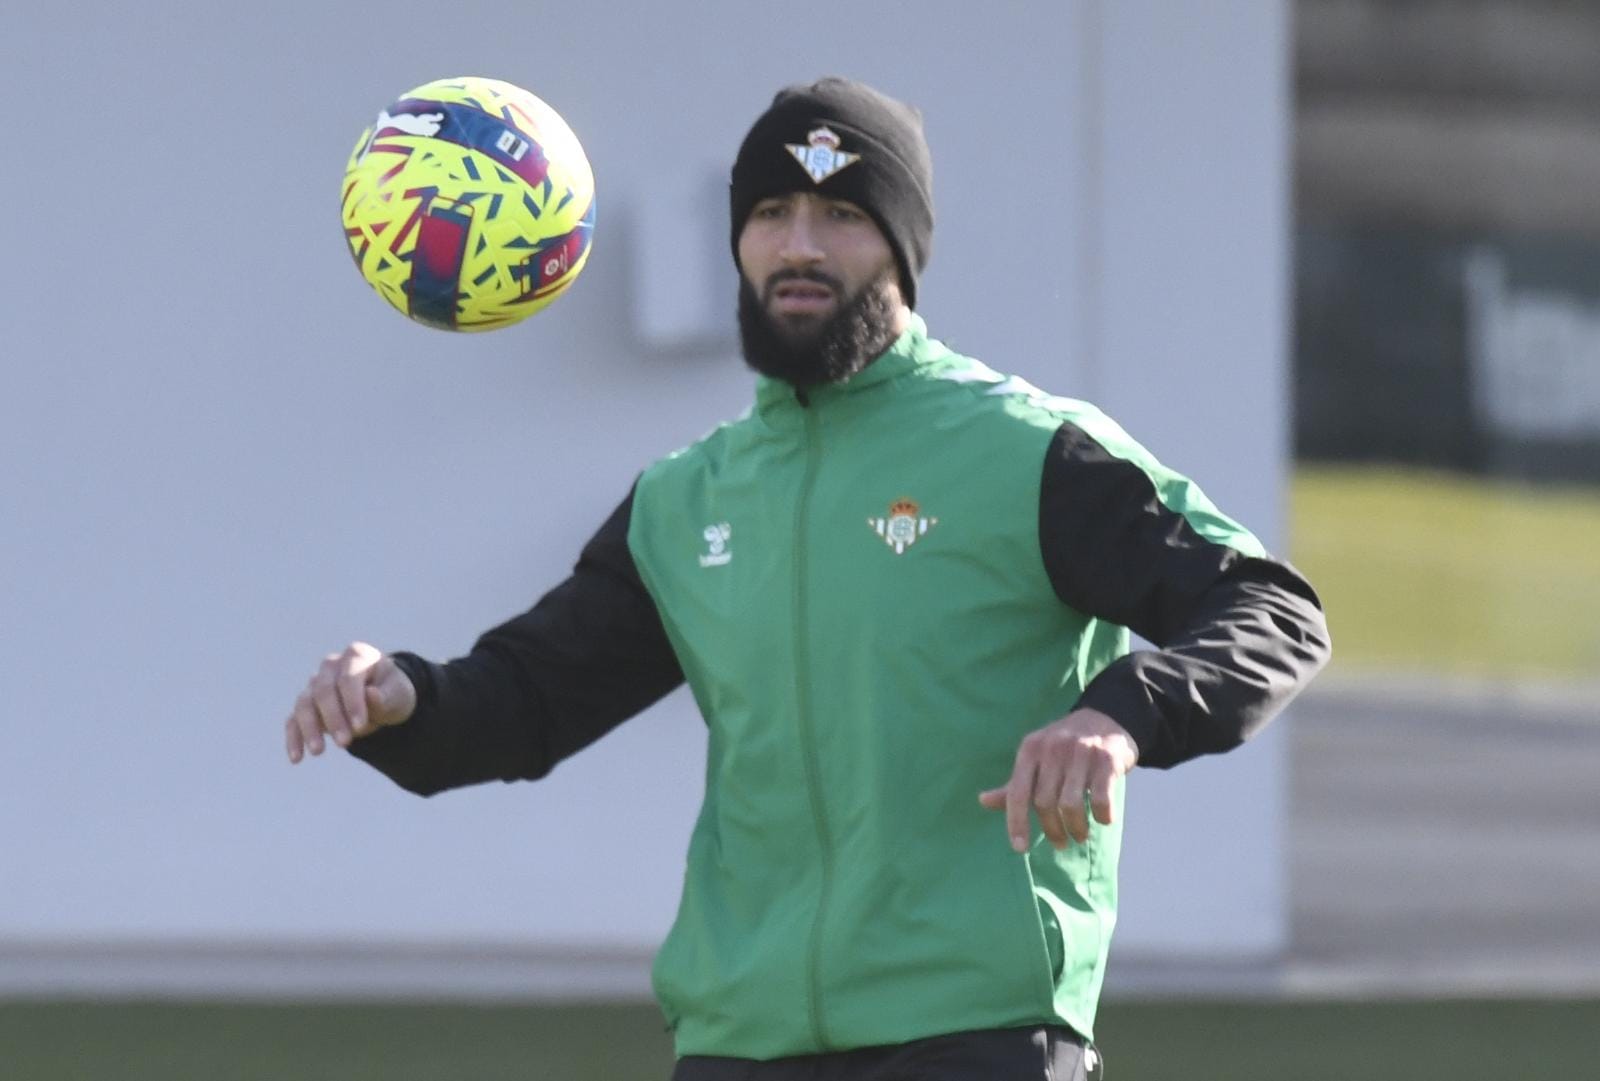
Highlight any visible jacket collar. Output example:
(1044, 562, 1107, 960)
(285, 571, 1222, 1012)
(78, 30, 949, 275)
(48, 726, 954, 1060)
(753, 314, 931, 419)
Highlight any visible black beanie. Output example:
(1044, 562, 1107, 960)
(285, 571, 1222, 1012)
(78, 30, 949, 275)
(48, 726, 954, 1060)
(730, 77, 934, 309)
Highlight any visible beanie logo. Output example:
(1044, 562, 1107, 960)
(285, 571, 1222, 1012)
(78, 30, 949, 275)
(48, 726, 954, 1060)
(787, 127, 860, 184)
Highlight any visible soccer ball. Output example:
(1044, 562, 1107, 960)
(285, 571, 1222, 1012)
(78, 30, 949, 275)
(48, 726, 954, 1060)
(340, 77, 595, 331)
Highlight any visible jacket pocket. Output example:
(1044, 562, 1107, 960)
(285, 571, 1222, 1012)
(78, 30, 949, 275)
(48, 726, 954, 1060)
(1034, 887, 1067, 983)
(1008, 852, 1066, 1014)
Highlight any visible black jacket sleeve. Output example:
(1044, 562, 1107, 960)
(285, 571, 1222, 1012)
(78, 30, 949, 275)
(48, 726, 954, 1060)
(348, 486, 686, 795)
(1038, 421, 1331, 769)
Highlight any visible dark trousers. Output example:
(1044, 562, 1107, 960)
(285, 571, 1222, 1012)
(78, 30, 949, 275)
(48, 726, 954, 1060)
(671, 1025, 1099, 1081)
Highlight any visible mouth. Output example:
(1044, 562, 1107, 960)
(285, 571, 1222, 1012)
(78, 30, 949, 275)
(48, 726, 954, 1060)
(770, 280, 837, 316)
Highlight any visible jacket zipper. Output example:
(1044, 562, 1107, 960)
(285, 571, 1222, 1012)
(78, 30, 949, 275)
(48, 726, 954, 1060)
(794, 403, 834, 1051)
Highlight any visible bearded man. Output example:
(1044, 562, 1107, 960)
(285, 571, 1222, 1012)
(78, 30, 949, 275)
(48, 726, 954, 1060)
(285, 77, 1330, 1081)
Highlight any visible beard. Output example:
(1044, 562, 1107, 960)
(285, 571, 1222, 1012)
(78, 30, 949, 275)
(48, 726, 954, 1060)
(738, 268, 902, 388)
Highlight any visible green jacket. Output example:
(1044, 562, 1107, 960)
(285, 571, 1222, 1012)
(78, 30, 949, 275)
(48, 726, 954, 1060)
(359, 315, 1329, 1061)
(629, 315, 1294, 1057)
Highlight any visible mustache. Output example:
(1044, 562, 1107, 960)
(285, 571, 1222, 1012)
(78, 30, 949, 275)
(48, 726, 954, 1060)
(760, 268, 846, 306)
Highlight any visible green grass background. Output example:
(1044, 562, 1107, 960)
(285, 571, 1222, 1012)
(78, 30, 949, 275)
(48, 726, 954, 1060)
(3, 999, 1597, 1081)
(1290, 466, 1600, 679)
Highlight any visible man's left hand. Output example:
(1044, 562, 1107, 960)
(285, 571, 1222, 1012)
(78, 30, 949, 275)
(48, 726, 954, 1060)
(979, 708, 1138, 853)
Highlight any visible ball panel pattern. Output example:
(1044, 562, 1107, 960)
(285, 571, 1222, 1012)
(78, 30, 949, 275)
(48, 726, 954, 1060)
(341, 77, 594, 331)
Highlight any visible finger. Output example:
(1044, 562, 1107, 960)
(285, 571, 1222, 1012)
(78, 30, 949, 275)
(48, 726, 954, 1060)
(1057, 755, 1093, 845)
(334, 665, 366, 746)
(1033, 755, 1070, 850)
(310, 677, 350, 756)
(977, 787, 1008, 809)
(315, 649, 360, 741)
(292, 691, 326, 758)
(1087, 759, 1118, 827)
(359, 685, 387, 735)
(1037, 805, 1070, 851)
(1004, 753, 1039, 854)
(285, 714, 304, 764)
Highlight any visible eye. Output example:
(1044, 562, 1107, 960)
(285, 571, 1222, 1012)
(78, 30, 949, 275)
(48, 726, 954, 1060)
(827, 203, 866, 222)
(752, 201, 788, 220)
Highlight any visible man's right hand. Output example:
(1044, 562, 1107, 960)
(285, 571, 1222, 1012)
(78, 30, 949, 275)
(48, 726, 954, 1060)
(285, 641, 416, 764)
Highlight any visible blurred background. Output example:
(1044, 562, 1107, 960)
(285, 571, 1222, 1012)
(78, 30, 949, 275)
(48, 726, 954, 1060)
(1, 1, 1596, 1078)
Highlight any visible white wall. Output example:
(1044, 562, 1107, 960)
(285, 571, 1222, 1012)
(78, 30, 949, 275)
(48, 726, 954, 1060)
(0, 0, 1290, 990)
(1092, 1, 1293, 958)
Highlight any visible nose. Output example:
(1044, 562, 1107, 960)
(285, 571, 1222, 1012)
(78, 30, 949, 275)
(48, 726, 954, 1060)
(778, 202, 824, 266)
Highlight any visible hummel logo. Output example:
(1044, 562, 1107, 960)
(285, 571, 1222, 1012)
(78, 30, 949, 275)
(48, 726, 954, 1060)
(698, 522, 732, 567)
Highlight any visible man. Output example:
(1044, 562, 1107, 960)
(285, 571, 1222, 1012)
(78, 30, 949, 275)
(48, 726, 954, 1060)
(286, 77, 1330, 1080)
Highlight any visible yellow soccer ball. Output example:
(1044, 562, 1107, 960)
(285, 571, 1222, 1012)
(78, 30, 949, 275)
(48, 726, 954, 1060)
(341, 77, 595, 331)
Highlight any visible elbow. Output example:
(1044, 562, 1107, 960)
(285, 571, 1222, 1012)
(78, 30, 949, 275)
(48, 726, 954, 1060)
(1276, 559, 1333, 674)
(1236, 557, 1333, 689)
(1275, 600, 1333, 682)
(1309, 608, 1333, 676)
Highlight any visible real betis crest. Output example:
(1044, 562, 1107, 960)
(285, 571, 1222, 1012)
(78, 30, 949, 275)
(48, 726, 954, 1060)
(869, 498, 937, 555)
(787, 127, 860, 184)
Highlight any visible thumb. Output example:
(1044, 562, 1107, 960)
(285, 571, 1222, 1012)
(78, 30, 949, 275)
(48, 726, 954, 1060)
(364, 682, 392, 715)
(363, 659, 416, 727)
(977, 787, 1007, 809)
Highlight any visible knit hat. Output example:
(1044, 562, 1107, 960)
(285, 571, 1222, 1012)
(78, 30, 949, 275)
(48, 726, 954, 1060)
(730, 77, 934, 309)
